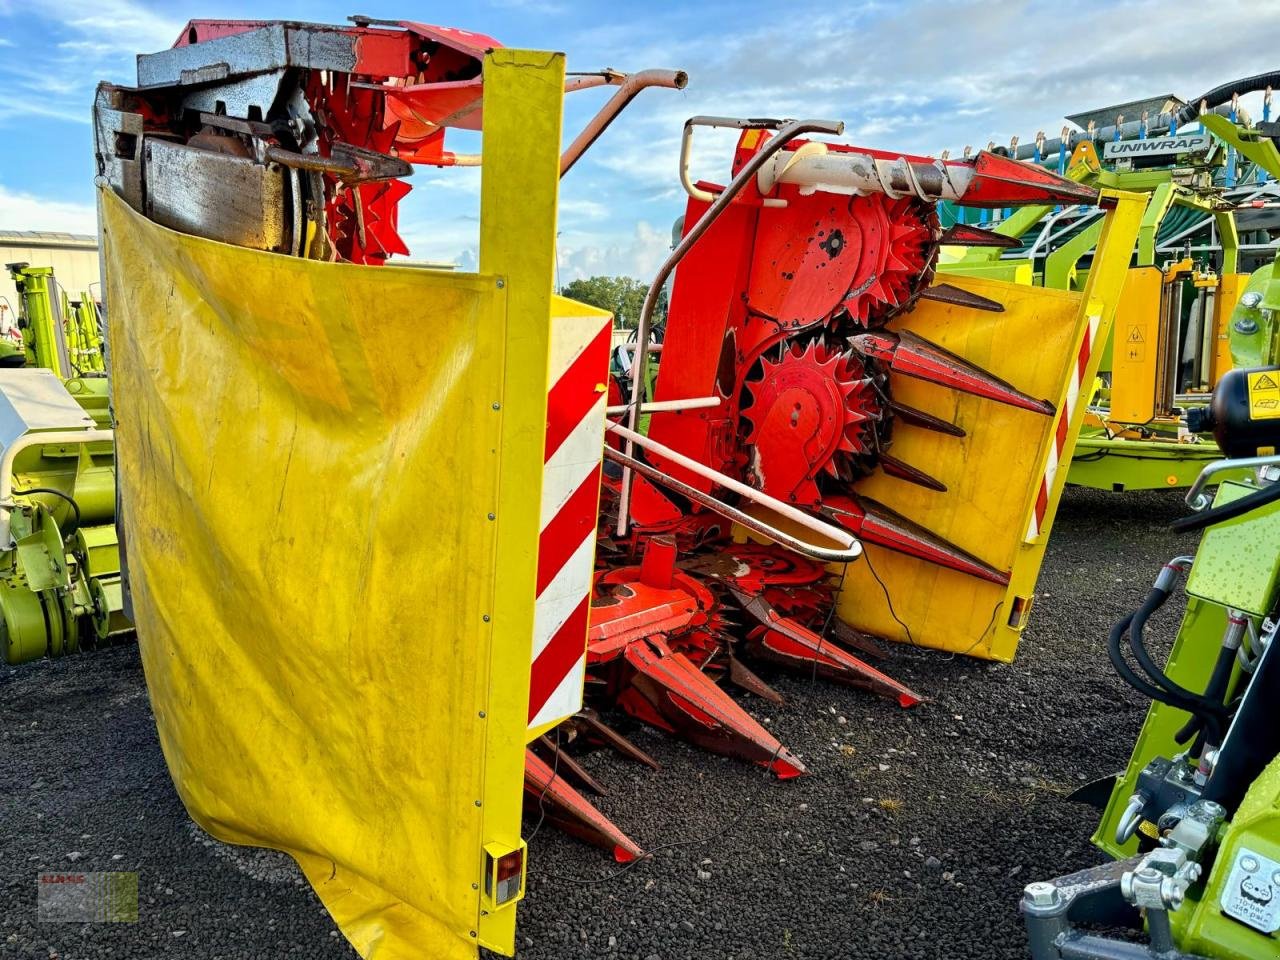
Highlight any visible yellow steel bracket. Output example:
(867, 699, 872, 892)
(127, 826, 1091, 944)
(475, 47, 566, 956)
(835, 189, 1145, 660)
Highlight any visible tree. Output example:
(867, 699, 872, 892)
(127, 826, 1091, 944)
(560, 275, 666, 329)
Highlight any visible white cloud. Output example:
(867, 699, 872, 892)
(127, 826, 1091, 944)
(558, 221, 670, 284)
(0, 183, 97, 234)
(0, 1, 182, 129)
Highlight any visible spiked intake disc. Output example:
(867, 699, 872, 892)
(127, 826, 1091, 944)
(742, 339, 882, 506)
(746, 190, 936, 331)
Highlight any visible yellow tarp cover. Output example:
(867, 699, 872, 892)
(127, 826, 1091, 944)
(100, 188, 520, 960)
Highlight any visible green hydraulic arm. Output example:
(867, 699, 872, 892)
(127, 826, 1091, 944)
(1044, 218, 1106, 291)
(1137, 182, 1176, 267)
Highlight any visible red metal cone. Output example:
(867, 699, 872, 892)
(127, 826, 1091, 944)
(953, 151, 1099, 208)
(731, 589, 922, 707)
(620, 636, 807, 779)
(822, 494, 1011, 586)
(937, 223, 1022, 248)
(850, 329, 1055, 416)
(524, 749, 645, 863)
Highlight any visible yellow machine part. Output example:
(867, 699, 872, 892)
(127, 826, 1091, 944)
(834, 189, 1145, 660)
(99, 49, 570, 960)
(1109, 266, 1164, 424)
(1213, 273, 1249, 386)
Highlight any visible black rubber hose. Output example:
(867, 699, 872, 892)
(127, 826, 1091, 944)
(1107, 608, 1227, 742)
(1173, 642, 1237, 746)
(13, 486, 81, 536)
(1108, 612, 1173, 703)
(1193, 641, 1239, 755)
(1171, 481, 1280, 534)
(1129, 587, 1212, 706)
(1173, 71, 1280, 128)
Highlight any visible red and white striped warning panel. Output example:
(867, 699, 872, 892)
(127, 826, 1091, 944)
(1026, 313, 1101, 542)
(527, 312, 611, 735)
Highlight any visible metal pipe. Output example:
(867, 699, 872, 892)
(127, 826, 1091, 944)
(983, 103, 1247, 163)
(678, 115, 789, 203)
(0, 429, 114, 546)
(603, 445, 861, 564)
(605, 397, 720, 415)
(608, 422, 856, 550)
(560, 69, 689, 176)
(1185, 454, 1280, 510)
(767, 148, 974, 202)
(617, 115, 845, 536)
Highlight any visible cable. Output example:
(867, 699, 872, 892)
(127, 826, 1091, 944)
(525, 725, 563, 848)
(1127, 588, 1205, 703)
(862, 549, 917, 648)
(1107, 608, 1227, 744)
(1171, 481, 1280, 534)
(1173, 71, 1280, 128)
(13, 486, 81, 535)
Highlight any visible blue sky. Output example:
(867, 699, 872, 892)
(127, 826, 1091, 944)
(2, 0, 1279, 280)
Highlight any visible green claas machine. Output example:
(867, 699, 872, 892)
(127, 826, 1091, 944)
(1021, 365, 1280, 959)
(1, 263, 127, 664)
(939, 76, 1280, 492)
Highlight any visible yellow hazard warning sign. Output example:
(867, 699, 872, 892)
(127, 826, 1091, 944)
(1124, 325, 1147, 362)
(1247, 369, 1280, 419)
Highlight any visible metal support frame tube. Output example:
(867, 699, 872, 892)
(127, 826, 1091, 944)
(607, 422, 858, 557)
(617, 115, 845, 536)
(1186, 454, 1280, 509)
(560, 70, 688, 175)
(605, 397, 720, 415)
(603, 445, 860, 564)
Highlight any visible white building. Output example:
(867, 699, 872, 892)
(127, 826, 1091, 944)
(0, 231, 100, 324)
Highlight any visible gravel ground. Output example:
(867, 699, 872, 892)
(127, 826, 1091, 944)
(0, 486, 1199, 960)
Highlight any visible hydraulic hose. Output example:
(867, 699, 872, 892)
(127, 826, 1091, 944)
(1128, 587, 1210, 706)
(1173, 71, 1280, 128)
(1173, 640, 1237, 746)
(1106, 562, 1231, 744)
(1171, 480, 1280, 534)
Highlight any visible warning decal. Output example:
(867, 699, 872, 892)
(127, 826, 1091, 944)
(1247, 369, 1280, 420)
(1125, 325, 1147, 362)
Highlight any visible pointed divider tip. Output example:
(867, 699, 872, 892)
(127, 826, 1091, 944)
(938, 222, 1022, 248)
(524, 749, 645, 863)
(919, 282, 1005, 313)
(849, 329, 1055, 416)
(954, 150, 1100, 208)
(822, 494, 1012, 586)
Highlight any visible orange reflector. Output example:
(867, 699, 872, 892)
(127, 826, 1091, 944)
(1007, 595, 1034, 631)
(483, 841, 527, 910)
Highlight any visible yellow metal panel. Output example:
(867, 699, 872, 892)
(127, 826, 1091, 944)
(97, 47, 570, 960)
(834, 189, 1145, 660)
(1212, 273, 1247, 386)
(1109, 267, 1163, 424)
(474, 48, 566, 955)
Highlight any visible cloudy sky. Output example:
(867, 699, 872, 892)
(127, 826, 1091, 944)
(2, 0, 1279, 281)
